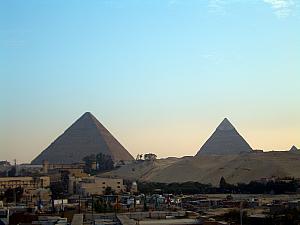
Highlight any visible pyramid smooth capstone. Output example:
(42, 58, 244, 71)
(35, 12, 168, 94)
(196, 118, 253, 155)
(31, 112, 134, 164)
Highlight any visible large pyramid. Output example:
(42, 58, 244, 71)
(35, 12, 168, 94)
(196, 118, 253, 155)
(32, 112, 134, 164)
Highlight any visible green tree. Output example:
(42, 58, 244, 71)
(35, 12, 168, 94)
(144, 153, 157, 161)
(219, 177, 227, 189)
(83, 153, 114, 173)
(96, 153, 114, 171)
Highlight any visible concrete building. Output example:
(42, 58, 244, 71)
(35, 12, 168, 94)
(130, 181, 138, 194)
(42, 160, 85, 174)
(17, 164, 43, 176)
(0, 176, 50, 193)
(23, 188, 52, 205)
(288, 200, 300, 210)
(77, 177, 125, 196)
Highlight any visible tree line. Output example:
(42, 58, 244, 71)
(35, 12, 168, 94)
(138, 177, 298, 195)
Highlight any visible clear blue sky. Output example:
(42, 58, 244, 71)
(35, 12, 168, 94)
(1, 0, 299, 163)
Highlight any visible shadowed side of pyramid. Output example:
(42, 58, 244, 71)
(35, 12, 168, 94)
(31, 112, 134, 164)
(196, 118, 253, 155)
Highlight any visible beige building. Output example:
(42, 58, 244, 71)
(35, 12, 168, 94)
(23, 188, 52, 205)
(42, 160, 85, 174)
(0, 176, 50, 193)
(78, 177, 125, 196)
(42, 160, 87, 185)
(131, 181, 138, 194)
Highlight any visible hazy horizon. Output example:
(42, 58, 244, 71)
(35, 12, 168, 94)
(1, 0, 299, 163)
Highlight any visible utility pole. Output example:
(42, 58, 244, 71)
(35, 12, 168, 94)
(61, 197, 64, 217)
(91, 195, 94, 225)
(13, 188, 16, 206)
(51, 194, 55, 214)
(240, 201, 243, 225)
(14, 159, 17, 176)
(115, 195, 118, 217)
(78, 195, 81, 214)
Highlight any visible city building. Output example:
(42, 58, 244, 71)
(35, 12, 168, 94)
(42, 160, 85, 174)
(77, 177, 125, 196)
(0, 176, 50, 193)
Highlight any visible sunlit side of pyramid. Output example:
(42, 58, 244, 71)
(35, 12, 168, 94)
(196, 118, 253, 155)
(31, 112, 134, 164)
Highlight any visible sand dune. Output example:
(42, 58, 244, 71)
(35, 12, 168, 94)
(102, 152, 300, 186)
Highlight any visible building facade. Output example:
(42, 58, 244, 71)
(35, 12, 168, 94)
(0, 176, 50, 193)
(77, 177, 125, 196)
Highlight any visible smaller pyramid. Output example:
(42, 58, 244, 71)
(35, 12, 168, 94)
(196, 118, 253, 155)
(290, 145, 299, 152)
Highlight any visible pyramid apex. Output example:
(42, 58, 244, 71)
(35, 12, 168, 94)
(81, 112, 96, 120)
(83, 111, 93, 116)
(216, 118, 235, 131)
(290, 145, 299, 152)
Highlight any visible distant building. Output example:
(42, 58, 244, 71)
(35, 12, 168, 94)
(0, 207, 9, 225)
(0, 161, 10, 167)
(17, 164, 43, 176)
(23, 188, 51, 206)
(0, 176, 50, 193)
(31, 216, 67, 225)
(204, 221, 228, 225)
(42, 160, 87, 184)
(42, 160, 85, 174)
(131, 181, 138, 194)
(0, 161, 12, 176)
(288, 200, 300, 210)
(77, 177, 125, 196)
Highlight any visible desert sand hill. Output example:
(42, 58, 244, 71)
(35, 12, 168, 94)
(102, 152, 300, 186)
(102, 157, 183, 181)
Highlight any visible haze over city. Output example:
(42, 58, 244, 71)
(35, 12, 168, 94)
(1, 0, 299, 163)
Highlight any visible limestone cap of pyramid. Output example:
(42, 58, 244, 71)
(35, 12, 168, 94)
(83, 111, 92, 116)
(216, 118, 236, 131)
(82, 111, 94, 119)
